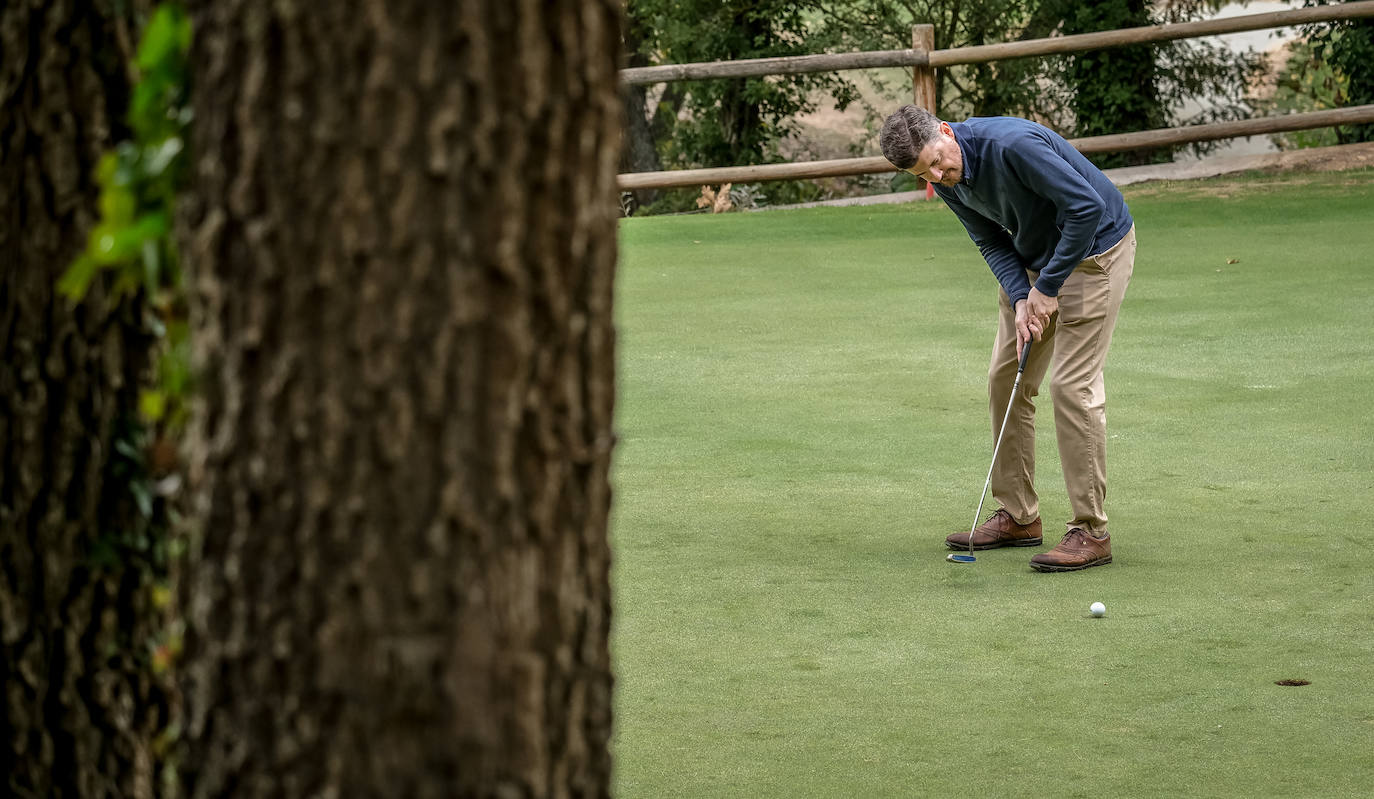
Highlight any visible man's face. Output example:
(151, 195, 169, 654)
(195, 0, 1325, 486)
(904, 122, 963, 187)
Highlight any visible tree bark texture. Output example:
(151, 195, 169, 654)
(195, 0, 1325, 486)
(1, 1, 165, 796)
(177, 1, 621, 796)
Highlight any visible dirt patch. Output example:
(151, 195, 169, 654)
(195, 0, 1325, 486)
(1275, 679, 1311, 687)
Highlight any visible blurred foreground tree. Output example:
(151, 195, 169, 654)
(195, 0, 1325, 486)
(1, 0, 171, 794)
(176, 0, 620, 795)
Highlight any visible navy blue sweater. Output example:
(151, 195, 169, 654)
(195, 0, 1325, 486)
(934, 117, 1133, 305)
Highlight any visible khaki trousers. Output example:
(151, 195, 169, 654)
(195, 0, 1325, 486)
(990, 225, 1136, 535)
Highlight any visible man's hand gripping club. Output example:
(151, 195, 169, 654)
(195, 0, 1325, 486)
(1014, 287, 1058, 360)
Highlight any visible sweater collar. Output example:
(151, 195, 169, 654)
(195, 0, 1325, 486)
(948, 121, 976, 186)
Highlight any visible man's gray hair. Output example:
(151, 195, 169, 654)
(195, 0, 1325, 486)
(880, 105, 942, 170)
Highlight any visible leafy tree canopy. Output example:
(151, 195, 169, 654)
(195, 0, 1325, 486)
(623, 0, 1266, 208)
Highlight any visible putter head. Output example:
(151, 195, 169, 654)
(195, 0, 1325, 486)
(946, 553, 976, 563)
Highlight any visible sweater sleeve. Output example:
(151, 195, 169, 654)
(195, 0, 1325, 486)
(1003, 135, 1105, 297)
(941, 190, 1034, 306)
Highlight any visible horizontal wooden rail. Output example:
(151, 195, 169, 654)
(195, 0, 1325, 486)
(620, 1, 1374, 85)
(930, 0, 1374, 67)
(616, 105, 1374, 190)
(618, 156, 894, 190)
(622, 49, 926, 86)
(1070, 105, 1374, 154)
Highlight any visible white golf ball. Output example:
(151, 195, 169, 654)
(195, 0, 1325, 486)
(1090, 601, 1106, 618)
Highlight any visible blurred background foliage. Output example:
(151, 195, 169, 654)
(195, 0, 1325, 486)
(621, 0, 1370, 215)
(1262, 0, 1374, 148)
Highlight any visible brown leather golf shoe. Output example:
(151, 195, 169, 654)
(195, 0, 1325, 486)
(1030, 528, 1112, 572)
(945, 508, 1043, 550)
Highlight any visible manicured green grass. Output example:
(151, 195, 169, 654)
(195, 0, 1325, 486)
(611, 170, 1374, 798)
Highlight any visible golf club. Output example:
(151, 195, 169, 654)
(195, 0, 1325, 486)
(947, 337, 1033, 564)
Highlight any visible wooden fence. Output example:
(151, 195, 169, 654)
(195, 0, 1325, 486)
(618, 0, 1374, 191)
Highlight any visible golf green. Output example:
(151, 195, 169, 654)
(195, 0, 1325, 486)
(613, 169, 1374, 798)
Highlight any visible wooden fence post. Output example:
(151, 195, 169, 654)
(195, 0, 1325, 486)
(912, 24, 936, 112)
(912, 24, 937, 197)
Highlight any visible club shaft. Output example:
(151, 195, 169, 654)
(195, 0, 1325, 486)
(967, 342, 1032, 553)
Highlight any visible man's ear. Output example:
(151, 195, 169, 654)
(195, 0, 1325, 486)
(939, 121, 954, 138)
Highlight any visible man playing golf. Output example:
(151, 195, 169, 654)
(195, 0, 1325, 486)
(880, 105, 1136, 571)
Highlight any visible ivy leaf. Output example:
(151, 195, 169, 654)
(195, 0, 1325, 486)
(131, 481, 154, 519)
(115, 437, 143, 461)
(140, 389, 168, 423)
(142, 137, 184, 178)
(98, 180, 137, 226)
(57, 255, 100, 300)
(134, 4, 192, 75)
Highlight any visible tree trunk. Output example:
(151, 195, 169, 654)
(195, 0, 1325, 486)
(0, 1, 166, 796)
(721, 6, 771, 166)
(619, 17, 663, 214)
(176, 1, 620, 796)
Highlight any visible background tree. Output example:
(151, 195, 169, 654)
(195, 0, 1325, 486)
(1297, 0, 1374, 144)
(176, 0, 620, 794)
(1052, 0, 1260, 168)
(1258, 0, 1374, 149)
(624, 0, 860, 210)
(1, 0, 171, 794)
(1057, 0, 1168, 168)
(1262, 36, 1343, 148)
(621, 8, 667, 213)
(818, 1, 1068, 120)
(826, 0, 1259, 153)
(622, 0, 1263, 208)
